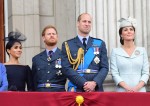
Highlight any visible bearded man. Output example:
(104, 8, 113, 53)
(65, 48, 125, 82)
(32, 25, 66, 92)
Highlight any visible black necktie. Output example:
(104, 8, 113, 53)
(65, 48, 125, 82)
(82, 38, 87, 48)
(48, 50, 53, 58)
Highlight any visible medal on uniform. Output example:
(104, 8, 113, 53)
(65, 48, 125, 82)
(55, 64, 59, 68)
(134, 50, 140, 56)
(58, 59, 62, 68)
(55, 60, 59, 68)
(56, 70, 62, 76)
(93, 46, 96, 54)
(93, 46, 99, 55)
(55, 58, 62, 68)
(94, 56, 100, 64)
(55, 58, 62, 76)
(95, 47, 99, 54)
(47, 56, 51, 61)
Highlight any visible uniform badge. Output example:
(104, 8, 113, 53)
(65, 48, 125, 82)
(56, 70, 62, 76)
(47, 56, 51, 61)
(93, 46, 99, 55)
(94, 56, 100, 64)
(55, 58, 62, 68)
(134, 50, 140, 56)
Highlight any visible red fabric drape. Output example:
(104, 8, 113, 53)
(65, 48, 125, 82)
(0, 92, 150, 106)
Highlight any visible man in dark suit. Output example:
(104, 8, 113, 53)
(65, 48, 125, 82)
(62, 13, 109, 92)
(32, 25, 66, 92)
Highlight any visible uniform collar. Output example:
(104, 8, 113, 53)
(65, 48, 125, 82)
(46, 47, 57, 56)
(77, 34, 89, 44)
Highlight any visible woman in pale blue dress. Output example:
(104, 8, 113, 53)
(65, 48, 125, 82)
(110, 17, 149, 92)
(0, 63, 8, 91)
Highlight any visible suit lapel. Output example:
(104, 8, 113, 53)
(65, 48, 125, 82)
(50, 48, 61, 62)
(86, 37, 93, 50)
(73, 36, 84, 48)
(40, 50, 48, 62)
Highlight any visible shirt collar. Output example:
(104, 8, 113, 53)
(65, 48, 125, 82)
(46, 47, 57, 56)
(77, 34, 89, 44)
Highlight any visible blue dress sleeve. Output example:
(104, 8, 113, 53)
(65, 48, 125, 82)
(0, 64, 8, 91)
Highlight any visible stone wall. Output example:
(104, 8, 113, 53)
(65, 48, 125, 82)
(7, 0, 150, 91)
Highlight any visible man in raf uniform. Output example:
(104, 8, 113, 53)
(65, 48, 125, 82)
(32, 25, 66, 92)
(61, 13, 109, 92)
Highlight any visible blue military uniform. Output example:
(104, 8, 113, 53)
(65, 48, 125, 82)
(61, 36, 109, 92)
(32, 48, 66, 92)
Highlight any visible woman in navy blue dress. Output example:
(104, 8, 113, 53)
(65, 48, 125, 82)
(4, 32, 33, 91)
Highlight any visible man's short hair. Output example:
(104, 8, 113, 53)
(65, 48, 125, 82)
(77, 13, 90, 22)
(42, 25, 58, 36)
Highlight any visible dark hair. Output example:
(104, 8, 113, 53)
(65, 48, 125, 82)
(6, 40, 22, 56)
(119, 26, 135, 45)
(5, 31, 26, 56)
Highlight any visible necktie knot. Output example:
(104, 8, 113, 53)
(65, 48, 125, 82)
(48, 50, 53, 58)
(82, 38, 87, 48)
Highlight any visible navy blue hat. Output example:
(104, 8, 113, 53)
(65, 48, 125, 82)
(5, 31, 26, 41)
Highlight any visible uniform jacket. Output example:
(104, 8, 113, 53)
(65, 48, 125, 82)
(110, 47, 149, 92)
(0, 63, 8, 91)
(32, 48, 66, 92)
(61, 36, 109, 91)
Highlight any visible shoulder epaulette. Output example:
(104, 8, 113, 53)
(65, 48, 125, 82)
(91, 37, 103, 41)
(65, 36, 77, 42)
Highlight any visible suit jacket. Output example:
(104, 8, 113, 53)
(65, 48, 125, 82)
(61, 36, 109, 91)
(0, 63, 8, 91)
(32, 48, 66, 92)
(110, 47, 149, 92)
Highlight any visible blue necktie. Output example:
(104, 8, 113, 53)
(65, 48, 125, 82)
(82, 38, 87, 48)
(48, 50, 53, 58)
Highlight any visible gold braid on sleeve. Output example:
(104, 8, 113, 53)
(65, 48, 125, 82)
(65, 42, 84, 70)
